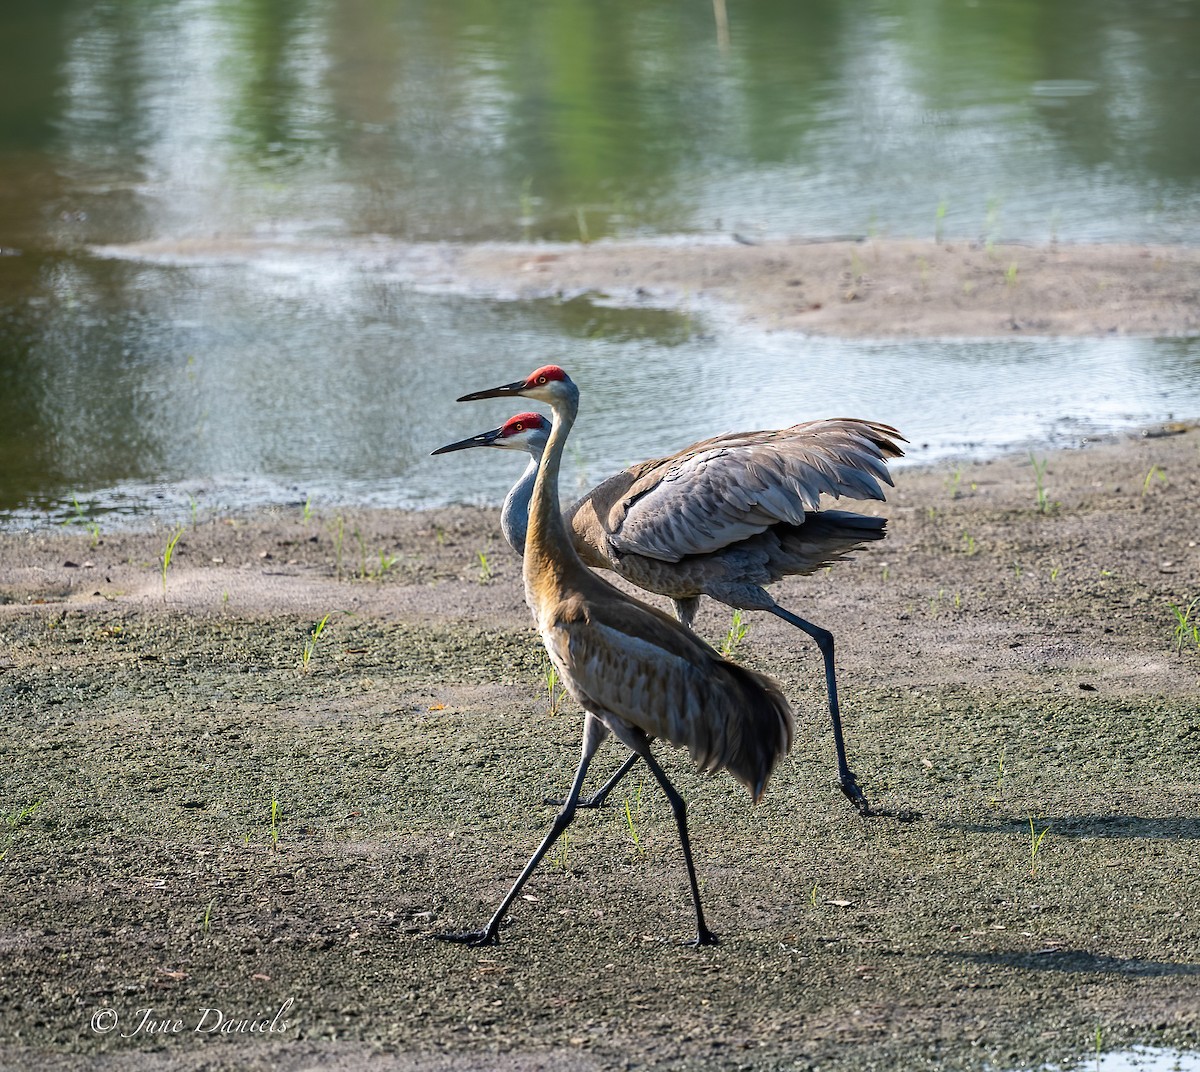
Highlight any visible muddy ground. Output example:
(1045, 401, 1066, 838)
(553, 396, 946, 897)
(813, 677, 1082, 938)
(1, 407, 1198, 1071)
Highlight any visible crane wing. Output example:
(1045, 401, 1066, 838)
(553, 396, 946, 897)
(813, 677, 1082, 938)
(602, 420, 904, 562)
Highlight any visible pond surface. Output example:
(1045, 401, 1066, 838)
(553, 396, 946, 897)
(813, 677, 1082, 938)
(2, 0, 1199, 523)
(1018, 1047, 1200, 1072)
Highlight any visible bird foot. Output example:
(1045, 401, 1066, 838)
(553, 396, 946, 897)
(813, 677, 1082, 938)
(434, 927, 500, 947)
(838, 771, 874, 817)
(688, 928, 720, 947)
(543, 793, 608, 809)
(839, 774, 922, 823)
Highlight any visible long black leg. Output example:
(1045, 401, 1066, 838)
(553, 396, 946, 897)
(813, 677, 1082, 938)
(634, 740, 718, 946)
(767, 603, 872, 816)
(437, 714, 607, 946)
(544, 751, 639, 809)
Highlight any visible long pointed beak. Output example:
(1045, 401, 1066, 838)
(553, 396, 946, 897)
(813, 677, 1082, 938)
(430, 427, 503, 455)
(456, 379, 528, 402)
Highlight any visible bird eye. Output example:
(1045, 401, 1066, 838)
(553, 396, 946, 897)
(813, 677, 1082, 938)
(514, 422, 523, 431)
(536, 375, 546, 384)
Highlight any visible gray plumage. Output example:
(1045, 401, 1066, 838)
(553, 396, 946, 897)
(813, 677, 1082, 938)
(433, 409, 904, 816)
(567, 419, 902, 619)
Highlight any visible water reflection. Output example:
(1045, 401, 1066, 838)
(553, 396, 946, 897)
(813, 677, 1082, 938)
(5, 0, 1197, 247)
(1013, 1047, 1200, 1072)
(0, 0, 1198, 519)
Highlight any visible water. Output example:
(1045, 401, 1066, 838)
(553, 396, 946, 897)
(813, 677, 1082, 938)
(2, 0, 1199, 524)
(1015, 1048, 1200, 1072)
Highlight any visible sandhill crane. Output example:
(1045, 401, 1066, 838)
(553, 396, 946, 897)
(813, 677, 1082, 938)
(435, 365, 794, 946)
(433, 408, 903, 816)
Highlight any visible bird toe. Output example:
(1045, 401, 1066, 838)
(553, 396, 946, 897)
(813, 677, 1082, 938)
(434, 928, 500, 946)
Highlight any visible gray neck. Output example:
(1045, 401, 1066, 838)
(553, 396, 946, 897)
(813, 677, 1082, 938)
(500, 453, 539, 556)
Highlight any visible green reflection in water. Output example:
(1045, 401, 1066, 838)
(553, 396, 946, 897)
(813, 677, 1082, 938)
(531, 295, 698, 347)
(1, 0, 1197, 246)
(0, 0, 1198, 517)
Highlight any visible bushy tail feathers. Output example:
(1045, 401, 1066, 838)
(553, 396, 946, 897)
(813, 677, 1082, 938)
(806, 508, 888, 541)
(774, 509, 887, 575)
(691, 657, 795, 803)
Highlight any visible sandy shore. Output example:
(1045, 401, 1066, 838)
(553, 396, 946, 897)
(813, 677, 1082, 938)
(103, 234, 1200, 338)
(462, 236, 1200, 337)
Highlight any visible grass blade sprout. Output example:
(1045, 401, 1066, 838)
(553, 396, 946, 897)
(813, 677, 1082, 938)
(161, 527, 184, 597)
(301, 613, 331, 673)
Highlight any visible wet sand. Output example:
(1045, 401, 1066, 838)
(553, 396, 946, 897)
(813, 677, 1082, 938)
(458, 236, 1200, 337)
(103, 235, 1200, 339)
